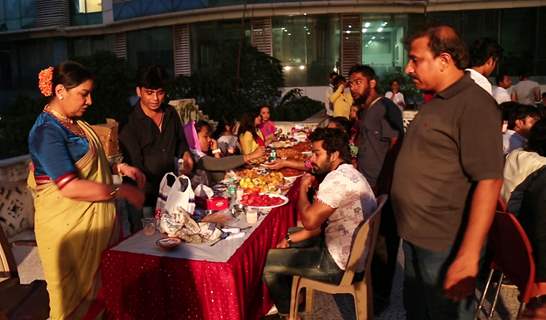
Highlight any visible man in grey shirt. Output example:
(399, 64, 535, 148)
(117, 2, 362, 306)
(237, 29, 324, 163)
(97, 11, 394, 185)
(348, 64, 403, 315)
(391, 25, 503, 319)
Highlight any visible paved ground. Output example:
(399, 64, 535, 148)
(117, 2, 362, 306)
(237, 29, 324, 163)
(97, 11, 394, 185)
(13, 240, 522, 320)
(263, 245, 522, 320)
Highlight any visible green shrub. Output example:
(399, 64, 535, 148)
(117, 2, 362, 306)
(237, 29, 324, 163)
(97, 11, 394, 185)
(0, 95, 44, 159)
(72, 51, 134, 124)
(169, 42, 283, 120)
(272, 88, 323, 121)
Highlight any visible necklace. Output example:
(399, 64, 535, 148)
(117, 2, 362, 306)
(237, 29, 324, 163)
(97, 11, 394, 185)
(43, 105, 86, 138)
(157, 112, 165, 131)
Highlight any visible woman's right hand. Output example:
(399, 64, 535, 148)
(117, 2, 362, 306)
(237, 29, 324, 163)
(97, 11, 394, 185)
(118, 184, 145, 209)
(262, 159, 286, 170)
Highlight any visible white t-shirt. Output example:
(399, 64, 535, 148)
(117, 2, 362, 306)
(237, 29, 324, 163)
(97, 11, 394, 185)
(385, 91, 405, 112)
(512, 79, 540, 105)
(467, 68, 492, 95)
(501, 149, 546, 204)
(316, 164, 377, 270)
(324, 85, 334, 116)
(492, 86, 511, 104)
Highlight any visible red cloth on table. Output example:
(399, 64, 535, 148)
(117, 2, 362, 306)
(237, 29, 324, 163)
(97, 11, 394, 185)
(98, 183, 300, 320)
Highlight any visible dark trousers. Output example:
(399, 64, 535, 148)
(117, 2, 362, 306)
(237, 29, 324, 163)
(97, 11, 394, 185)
(403, 241, 475, 320)
(371, 198, 400, 314)
(263, 236, 343, 315)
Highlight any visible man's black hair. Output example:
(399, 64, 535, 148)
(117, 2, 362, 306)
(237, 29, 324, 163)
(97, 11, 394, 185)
(404, 24, 469, 70)
(348, 64, 376, 80)
(496, 72, 510, 85)
(507, 103, 541, 130)
(308, 128, 352, 164)
(526, 118, 546, 156)
(136, 64, 169, 89)
(468, 37, 503, 68)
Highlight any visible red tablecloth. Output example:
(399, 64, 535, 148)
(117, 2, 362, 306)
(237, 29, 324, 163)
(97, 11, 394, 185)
(99, 181, 299, 320)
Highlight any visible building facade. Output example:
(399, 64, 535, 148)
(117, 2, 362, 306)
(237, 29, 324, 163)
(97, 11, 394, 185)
(1, 0, 545, 102)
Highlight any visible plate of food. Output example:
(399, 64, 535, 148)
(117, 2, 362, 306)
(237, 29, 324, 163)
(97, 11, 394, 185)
(240, 193, 289, 209)
(156, 237, 182, 250)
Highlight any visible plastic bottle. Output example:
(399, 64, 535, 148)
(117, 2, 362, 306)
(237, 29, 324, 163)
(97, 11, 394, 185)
(269, 148, 277, 162)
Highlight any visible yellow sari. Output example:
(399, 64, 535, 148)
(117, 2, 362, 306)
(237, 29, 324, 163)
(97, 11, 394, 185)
(28, 120, 118, 319)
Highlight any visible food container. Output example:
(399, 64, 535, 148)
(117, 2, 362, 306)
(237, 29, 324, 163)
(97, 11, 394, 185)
(195, 196, 230, 211)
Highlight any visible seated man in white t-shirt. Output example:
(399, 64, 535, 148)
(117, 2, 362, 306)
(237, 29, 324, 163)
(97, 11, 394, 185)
(263, 128, 376, 318)
(503, 103, 541, 154)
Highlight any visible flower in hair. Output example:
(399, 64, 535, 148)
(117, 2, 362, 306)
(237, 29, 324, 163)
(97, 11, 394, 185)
(38, 67, 54, 97)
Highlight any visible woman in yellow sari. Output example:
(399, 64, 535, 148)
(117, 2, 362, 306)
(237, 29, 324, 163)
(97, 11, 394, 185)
(27, 61, 145, 319)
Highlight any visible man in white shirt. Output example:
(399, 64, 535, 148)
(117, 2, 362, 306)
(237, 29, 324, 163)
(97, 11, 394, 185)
(263, 127, 376, 317)
(512, 74, 541, 105)
(466, 38, 503, 95)
(492, 73, 512, 104)
(503, 103, 541, 154)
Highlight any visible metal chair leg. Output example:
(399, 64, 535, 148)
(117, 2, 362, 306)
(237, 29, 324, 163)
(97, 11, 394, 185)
(475, 268, 496, 320)
(488, 272, 504, 319)
(517, 302, 526, 319)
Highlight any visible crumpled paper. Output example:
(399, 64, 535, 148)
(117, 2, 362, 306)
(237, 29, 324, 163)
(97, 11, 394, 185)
(195, 184, 214, 199)
(158, 206, 222, 243)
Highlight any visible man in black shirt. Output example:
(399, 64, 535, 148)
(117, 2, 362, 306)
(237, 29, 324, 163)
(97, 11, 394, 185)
(347, 64, 404, 315)
(119, 65, 193, 231)
(392, 25, 503, 319)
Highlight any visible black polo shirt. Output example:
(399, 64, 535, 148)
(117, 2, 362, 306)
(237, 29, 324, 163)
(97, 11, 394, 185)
(391, 73, 503, 251)
(119, 102, 189, 206)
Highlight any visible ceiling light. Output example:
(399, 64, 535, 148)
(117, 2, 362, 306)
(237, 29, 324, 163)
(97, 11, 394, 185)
(377, 27, 383, 32)
(362, 28, 367, 33)
(283, 66, 292, 72)
(364, 22, 371, 28)
(299, 65, 305, 70)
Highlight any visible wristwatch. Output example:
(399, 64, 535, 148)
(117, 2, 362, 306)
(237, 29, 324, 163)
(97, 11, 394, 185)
(284, 234, 292, 247)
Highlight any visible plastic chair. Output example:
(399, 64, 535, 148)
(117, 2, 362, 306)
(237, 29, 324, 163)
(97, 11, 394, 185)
(0, 225, 49, 319)
(288, 194, 388, 320)
(475, 211, 546, 319)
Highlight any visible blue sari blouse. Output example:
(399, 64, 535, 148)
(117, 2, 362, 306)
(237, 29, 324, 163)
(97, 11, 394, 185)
(28, 112, 89, 181)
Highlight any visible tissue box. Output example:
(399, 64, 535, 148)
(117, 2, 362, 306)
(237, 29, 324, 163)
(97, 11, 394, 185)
(195, 196, 229, 211)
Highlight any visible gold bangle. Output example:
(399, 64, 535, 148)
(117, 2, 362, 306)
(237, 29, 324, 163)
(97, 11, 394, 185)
(109, 186, 120, 199)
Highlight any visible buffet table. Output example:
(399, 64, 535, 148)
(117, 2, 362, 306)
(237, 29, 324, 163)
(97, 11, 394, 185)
(99, 180, 300, 320)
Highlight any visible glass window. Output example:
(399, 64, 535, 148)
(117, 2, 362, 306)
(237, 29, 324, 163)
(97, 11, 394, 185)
(191, 20, 251, 71)
(68, 35, 114, 58)
(500, 7, 536, 75)
(272, 15, 340, 86)
(74, 0, 102, 13)
(71, 0, 102, 25)
(362, 14, 408, 77)
(0, 0, 36, 30)
(127, 27, 174, 75)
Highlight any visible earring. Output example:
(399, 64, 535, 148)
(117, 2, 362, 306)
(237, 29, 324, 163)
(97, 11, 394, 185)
(59, 95, 64, 100)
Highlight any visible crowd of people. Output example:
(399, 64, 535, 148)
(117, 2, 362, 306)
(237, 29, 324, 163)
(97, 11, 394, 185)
(25, 22, 546, 320)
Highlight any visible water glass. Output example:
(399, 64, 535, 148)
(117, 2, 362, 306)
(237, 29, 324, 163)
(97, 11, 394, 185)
(142, 217, 156, 236)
